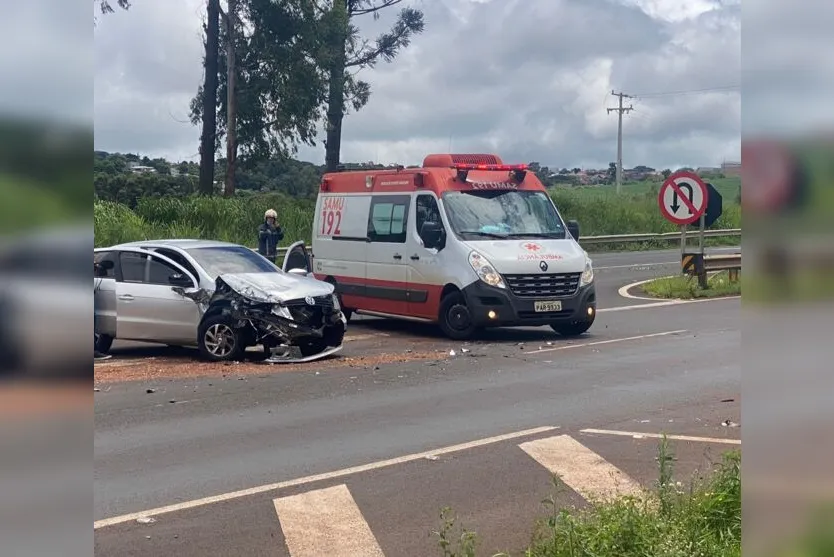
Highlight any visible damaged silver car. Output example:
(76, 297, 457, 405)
(94, 239, 346, 363)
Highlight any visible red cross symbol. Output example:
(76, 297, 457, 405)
(523, 243, 541, 252)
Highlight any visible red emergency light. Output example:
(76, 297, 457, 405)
(452, 163, 528, 183)
(451, 163, 529, 172)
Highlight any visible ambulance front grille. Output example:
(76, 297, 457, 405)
(504, 273, 581, 298)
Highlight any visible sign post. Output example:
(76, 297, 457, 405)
(658, 171, 709, 284)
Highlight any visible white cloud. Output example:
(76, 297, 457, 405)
(93, 0, 742, 169)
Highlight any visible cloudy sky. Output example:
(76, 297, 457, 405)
(93, 0, 742, 170)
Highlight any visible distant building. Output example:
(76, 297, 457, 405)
(130, 166, 157, 174)
(721, 161, 741, 176)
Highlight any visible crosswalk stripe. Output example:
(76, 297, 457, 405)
(519, 434, 643, 501)
(274, 484, 385, 557)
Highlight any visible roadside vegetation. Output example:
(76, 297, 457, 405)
(641, 271, 741, 299)
(94, 176, 741, 250)
(435, 440, 741, 557)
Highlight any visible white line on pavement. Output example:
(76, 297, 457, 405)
(519, 434, 643, 501)
(93, 425, 558, 529)
(274, 484, 385, 557)
(580, 429, 741, 445)
(599, 296, 740, 312)
(527, 330, 687, 354)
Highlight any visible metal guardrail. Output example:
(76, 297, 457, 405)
(703, 253, 742, 272)
(265, 228, 742, 256)
(578, 228, 741, 245)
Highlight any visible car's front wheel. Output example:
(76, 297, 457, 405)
(198, 315, 245, 362)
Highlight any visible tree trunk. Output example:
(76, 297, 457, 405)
(223, 0, 237, 197)
(198, 0, 221, 196)
(324, 5, 348, 173)
(324, 61, 346, 172)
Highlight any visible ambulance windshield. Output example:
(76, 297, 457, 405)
(441, 190, 567, 240)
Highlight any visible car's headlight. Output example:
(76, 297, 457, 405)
(580, 257, 594, 286)
(331, 293, 341, 310)
(468, 251, 506, 289)
(272, 305, 293, 320)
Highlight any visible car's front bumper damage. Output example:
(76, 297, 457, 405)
(192, 275, 347, 363)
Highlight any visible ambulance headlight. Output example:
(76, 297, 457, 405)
(580, 256, 594, 286)
(468, 251, 506, 289)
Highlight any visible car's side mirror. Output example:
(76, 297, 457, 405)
(94, 259, 114, 277)
(420, 221, 446, 250)
(168, 273, 193, 287)
(567, 220, 580, 241)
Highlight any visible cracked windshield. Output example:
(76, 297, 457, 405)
(443, 190, 567, 240)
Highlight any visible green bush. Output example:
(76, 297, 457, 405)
(435, 443, 741, 557)
(93, 189, 741, 249)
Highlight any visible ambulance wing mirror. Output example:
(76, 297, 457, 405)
(567, 220, 580, 241)
(420, 221, 446, 250)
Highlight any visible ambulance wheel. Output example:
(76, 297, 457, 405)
(550, 317, 594, 337)
(439, 291, 478, 340)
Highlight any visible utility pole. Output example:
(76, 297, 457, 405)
(607, 91, 633, 194)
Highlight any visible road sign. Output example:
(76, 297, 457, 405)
(658, 171, 708, 225)
(702, 183, 723, 228)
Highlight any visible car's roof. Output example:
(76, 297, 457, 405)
(107, 239, 246, 250)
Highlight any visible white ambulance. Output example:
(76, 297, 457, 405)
(308, 154, 596, 340)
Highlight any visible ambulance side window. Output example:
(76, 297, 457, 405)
(368, 195, 410, 243)
(416, 195, 441, 240)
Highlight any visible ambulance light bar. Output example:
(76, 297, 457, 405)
(451, 163, 528, 172)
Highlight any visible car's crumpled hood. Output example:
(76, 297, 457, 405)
(217, 272, 334, 303)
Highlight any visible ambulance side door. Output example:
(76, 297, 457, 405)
(406, 193, 448, 320)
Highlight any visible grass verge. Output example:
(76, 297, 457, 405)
(641, 271, 741, 299)
(436, 439, 741, 557)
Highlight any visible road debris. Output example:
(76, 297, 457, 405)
(461, 348, 471, 354)
(136, 517, 156, 525)
(424, 455, 438, 461)
(146, 388, 156, 394)
(449, 349, 456, 357)
(94, 388, 101, 392)
(721, 419, 739, 428)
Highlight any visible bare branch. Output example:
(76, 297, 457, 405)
(350, 0, 404, 16)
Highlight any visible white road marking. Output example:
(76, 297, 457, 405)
(580, 429, 741, 445)
(519, 434, 642, 501)
(274, 484, 385, 557)
(599, 296, 740, 312)
(93, 425, 557, 529)
(527, 330, 687, 354)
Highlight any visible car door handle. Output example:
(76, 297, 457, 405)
(393, 254, 402, 260)
(118, 294, 134, 301)
(410, 254, 420, 261)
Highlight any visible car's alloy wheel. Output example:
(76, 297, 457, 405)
(203, 323, 237, 358)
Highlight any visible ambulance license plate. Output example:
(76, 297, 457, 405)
(534, 300, 562, 312)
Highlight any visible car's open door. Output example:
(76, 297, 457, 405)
(281, 241, 312, 274)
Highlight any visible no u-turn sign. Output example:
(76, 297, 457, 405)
(658, 171, 709, 225)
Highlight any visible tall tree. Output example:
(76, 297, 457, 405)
(322, 0, 425, 172)
(191, 0, 328, 166)
(198, 0, 222, 196)
(223, 0, 239, 197)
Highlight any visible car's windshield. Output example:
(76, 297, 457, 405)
(186, 246, 279, 278)
(442, 190, 567, 240)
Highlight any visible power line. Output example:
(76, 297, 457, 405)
(607, 90, 633, 195)
(631, 84, 740, 98)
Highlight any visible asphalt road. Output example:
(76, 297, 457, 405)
(94, 248, 741, 556)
